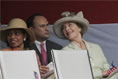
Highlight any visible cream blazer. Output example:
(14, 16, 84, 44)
(62, 40, 110, 79)
(47, 40, 118, 79)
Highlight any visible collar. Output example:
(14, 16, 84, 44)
(35, 40, 46, 45)
(34, 40, 47, 53)
(67, 40, 93, 58)
(68, 40, 92, 50)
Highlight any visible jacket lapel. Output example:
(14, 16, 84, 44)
(67, 40, 93, 56)
(68, 42, 81, 50)
(46, 40, 52, 63)
(84, 41, 93, 57)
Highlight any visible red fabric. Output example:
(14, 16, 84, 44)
(40, 43, 47, 65)
(1, 47, 23, 51)
(1, 1, 118, 24)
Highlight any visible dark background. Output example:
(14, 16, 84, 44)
(1, 1, 118, 24)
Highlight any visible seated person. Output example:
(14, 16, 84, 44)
(0, 18, 35, 51)
(26, 13, 63, 77)
(51, 11, 118, 79)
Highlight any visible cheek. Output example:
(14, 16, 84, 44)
(7, 37, 10, 42)
(34, 28, 41, 33)
(34, 29, 43, 37)
(36, 29, 43, 33)
(63, 30, 67, 37)
(46, 27, 50, 30)
(19, 36, 24, 41)
(36, 28, 44, 32)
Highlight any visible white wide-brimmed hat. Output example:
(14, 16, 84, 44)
(53, 11, 89, 39)
(0, 18, 35, 45)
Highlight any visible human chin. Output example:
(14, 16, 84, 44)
(68, 33, 76, 40)
(44, 35, 49, 39)
(67, 36, 73, 40)
(10, 44, 19, 48)
(66, 35, 71, 40)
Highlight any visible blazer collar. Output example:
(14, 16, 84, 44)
(68, 42, 81, 50)
(84, 40, 93, 56)
(84, 40, 92, 50)
(67, 40, 93, 58)
(68, 40, 92, 50)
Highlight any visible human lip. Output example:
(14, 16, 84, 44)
(66, 31, 72, 36)
(45, 32, 50, 35)
(10, 40, 17, 44)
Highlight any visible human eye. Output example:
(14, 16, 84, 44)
(40, 24, 45, 27)
(68, 23, 72, 26)
(46, 24, 49, 27)
(61, 26, 65, 30)
(15, 32, 20, 36)
(7, 33, 12, 36)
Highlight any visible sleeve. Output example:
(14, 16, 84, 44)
(93, 45, 110, 79)
(36, 54, 41, 66)
(98, 45, 110, 71)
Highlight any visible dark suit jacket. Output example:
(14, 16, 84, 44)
(29, 40, 63, 65)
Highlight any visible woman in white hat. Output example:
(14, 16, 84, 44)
(0, 18, 35, 50)
(53, 11, 118, 79)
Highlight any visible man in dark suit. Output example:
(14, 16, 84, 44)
(26, 13, 62, 77)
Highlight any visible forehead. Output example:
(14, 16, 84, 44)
(63, 21, 76, 26)
(7, 28, 23, 32)
(33, 16, 48, 24)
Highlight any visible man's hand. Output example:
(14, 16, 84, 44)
(40, 65, 49, 77)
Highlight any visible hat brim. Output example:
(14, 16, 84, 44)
(53, 17, 89, 39)
(0, 27, 35, 45)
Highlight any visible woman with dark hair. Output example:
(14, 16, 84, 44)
(52, 11, 118, 79)
(0, 18, 35, 50)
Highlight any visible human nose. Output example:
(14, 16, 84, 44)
(45, 26, 50, 31)
(10, 34, 15, 38)
(65, 26, 69, 31)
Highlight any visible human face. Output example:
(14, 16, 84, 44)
(31, 16, 50, 42)
(62, 22, 82, 41)
(7, 29, 27, 48)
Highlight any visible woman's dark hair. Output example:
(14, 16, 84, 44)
(22, 29, 30, 50)
(6, 29, 30, 50)
(75, 22, 84, 37)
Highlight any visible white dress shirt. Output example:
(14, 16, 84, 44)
(35, 40, 47, 54)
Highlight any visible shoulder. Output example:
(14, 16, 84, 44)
(85, 41, 101, 48)
(62, 42, 75, 50)
(46, 40, 63, 48)
(29, 43, 36, 49)
(62, 45, 71, 50)
(85, 41, 103, 53)
(1, 48, 11, 51)
(46, 40, 61, 46)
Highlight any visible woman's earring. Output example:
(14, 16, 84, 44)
(24, 38, 26, 41)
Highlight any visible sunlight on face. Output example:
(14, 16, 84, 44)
(62, 22, 82, 40)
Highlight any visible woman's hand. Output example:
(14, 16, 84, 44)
(102, 70, 108, 78)
(40, 65, 49, 77)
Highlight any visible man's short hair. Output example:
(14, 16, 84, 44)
(26, 13, 43, 28)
